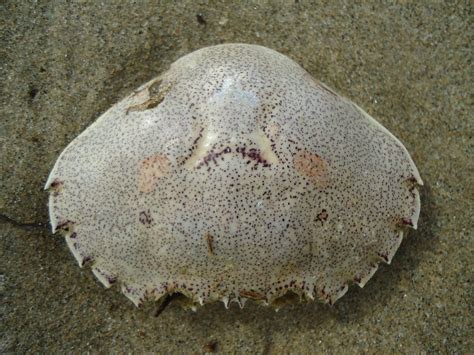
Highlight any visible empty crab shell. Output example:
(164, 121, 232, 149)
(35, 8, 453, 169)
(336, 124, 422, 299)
(45, 44, 422, 308)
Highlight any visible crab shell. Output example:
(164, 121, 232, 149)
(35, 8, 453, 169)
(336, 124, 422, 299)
(45, 44, 422, 308)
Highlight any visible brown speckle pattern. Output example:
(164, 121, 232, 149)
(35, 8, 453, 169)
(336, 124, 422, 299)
(45, 44, 422, 308)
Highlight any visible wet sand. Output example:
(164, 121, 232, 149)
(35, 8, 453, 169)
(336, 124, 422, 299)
(1, 2, 471, 353)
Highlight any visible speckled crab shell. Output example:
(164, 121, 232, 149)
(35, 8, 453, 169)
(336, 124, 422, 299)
(46, 44, 422, 308)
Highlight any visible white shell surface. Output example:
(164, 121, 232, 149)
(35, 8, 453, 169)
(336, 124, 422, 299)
(46, 44, 422, 307)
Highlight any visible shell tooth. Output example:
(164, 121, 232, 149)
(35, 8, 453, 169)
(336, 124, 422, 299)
(50, 218, 58, 233)
(65, 233, 88, 267)
(152, 285, 168, 301)
(305, 291, 315, 301)
(230, 296, 247, 309)
(44, 173, 57, 190)
(385, 230, 404, 265)
(357, 264, 379, 288)
(198, 296, 204, 306)
(221, 296, 230, 308)
(121, 284, 145, 307)
(92, 266, 116, 288)
(411, 187, 421, 230)
(48, 202, 58, 233)
(304, 278, 316, 300)
(317, 283, 349, 305)
(353, 277, 362, 287)
(328, 284, 349, 305)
